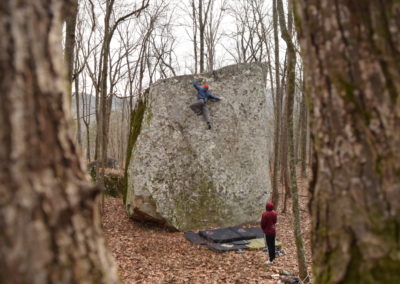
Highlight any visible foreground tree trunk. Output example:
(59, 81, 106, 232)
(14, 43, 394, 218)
(294, 0, 400, 283)
(0, 1, 119, 283)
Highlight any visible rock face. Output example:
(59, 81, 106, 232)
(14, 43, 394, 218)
(125, 63, 272, 231)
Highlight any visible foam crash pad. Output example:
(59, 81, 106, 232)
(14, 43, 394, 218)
(184, 226, 273, 253)
(230, 227, 264, 240)
(199, 226, 243, 243)
(232, 240, 249, 245)
(246, 238, 266, 250)
(184, 231, 208, 245)
(207, 242, 249, 253)
(246, 239, 283, 250)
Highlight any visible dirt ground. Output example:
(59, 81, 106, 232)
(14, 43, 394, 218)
(102, 178, 312, 283)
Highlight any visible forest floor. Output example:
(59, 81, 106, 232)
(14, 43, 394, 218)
(102, 176, 312, 284)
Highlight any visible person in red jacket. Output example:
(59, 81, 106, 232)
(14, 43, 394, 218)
(260, 201, 277, 264)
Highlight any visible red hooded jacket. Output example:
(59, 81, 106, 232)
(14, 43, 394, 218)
(260, 202, 277, 235)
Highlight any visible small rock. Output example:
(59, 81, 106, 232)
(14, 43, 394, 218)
(282, 276, 301, 284)
(271, 274, 280, 280)
(280, 270, 291, 276)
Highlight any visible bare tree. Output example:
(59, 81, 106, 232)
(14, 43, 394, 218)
(182, 0, 213, 73)
(270, 0, 281, 209)
(225, 0, 272, 64)
(204, 0, 227, 71)
(73, 3, 98, 151)
(65, 0, 78, 97)
(299, 71, 308, 177)
(81, 78, 94, 161)
(277, 0, 308, 281)
(0, 0, 119, 282)
(96, 0, 149, 186)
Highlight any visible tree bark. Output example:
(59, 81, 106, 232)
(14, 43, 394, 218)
(299, 78, 308, 177)
(74, 73, 82, 146)
(64, 0, 78, 97)
(277, 0, 308, 281)
(96, 0, 114, 186)
(82, 80, 92, 162)
(0, 1, 119, 283)
(271, 0, 281, 210)
(199, 0, 204, 73)
(281, 94, 290, 214)
(280, 58, 291, 209)
(191, 0, 198, 74)
(294, 0, 400, 282)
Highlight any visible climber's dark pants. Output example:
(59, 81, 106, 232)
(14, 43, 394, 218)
(190, 99, 210, 124)
(264, 234, 276, 262)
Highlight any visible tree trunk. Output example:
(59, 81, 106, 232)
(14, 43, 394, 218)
(271, 0, 281, 210)
(294, 97, 303, 164)
(82, 80, 92, 162)
(280, 64, 291, 206)
(299, 79, 308, 177)
(281, 89, 291, 216)
(192, 0, 198, 74)
(64, 0, 78, 97)
(84, 119, 91, 161)
(199, 0, 205, 73)
(75, 73, 82, 146)
(0, 1, 119, 283)
(278, 0, 308, 281)
(294, 0, 400, 282)
(96, 0, 114, 186)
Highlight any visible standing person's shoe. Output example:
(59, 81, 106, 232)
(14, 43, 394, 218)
(207, 122, 212, 130)
(264, 260, 274, 265)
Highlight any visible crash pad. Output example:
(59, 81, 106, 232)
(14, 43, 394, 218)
(247, 238, 283, 250)
(230, 227, 264, 240)
(184, 231, 208, 245)
(199, 226, 243, 243)
(184, 226, 274, 253)
(246, 238, 266, 250)
(231, 240, 249, 245)
(207, 242, 249, 253)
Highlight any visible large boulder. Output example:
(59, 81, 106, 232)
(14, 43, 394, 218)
(125, 63, 272, 231)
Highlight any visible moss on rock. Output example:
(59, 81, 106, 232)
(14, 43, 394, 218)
(172, 173, 233, 231)
(90, 168, 124, 197)
(123, 95, 148, 204)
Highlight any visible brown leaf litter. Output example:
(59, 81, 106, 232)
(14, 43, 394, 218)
(102, 178, 312, 283)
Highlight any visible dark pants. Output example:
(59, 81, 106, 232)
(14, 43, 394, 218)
(264, 234, 276, 261)
(190, 99, 210, 124)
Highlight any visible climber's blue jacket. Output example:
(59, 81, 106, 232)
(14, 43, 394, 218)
(192, 80, 221, 102)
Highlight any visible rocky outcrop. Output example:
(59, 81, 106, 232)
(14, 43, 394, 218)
(125, 63, 272, 231)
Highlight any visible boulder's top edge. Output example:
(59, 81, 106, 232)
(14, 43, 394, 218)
(151, 62, 267, 87)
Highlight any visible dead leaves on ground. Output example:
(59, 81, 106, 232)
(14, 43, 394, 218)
(101, 179, 312, 283)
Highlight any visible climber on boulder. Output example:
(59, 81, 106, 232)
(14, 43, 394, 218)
(190, 80, 223, 130)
